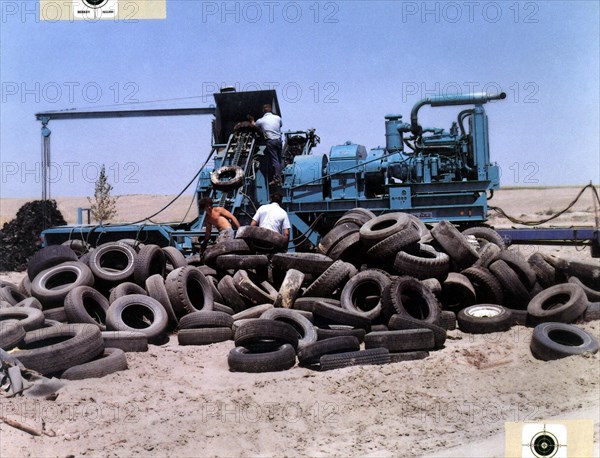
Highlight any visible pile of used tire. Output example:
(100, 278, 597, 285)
(1, 209, 599, 379)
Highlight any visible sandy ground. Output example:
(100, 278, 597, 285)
(0, 187, 599, 457)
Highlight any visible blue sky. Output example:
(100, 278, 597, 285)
(1, 0, 599, 198)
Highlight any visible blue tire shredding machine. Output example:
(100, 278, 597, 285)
(36, 89, 599, 257)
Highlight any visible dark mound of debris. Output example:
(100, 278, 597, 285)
(0, 200, 66, 272)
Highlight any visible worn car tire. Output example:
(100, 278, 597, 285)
(109, 282, 147, 304)
(365, 329, 435, 352)
(178, 327, 233, 345)
(461, 226, 506, 249)
(530, 322, 599, 361)
(461, 266, 504, 305)
(319, 348, 390, 371)
(211, 165, 244, 190)
(297, 336, 360, 366)
(64, 286, 110, 329)
(527, 283, 588, 326)
(340, 270, 391, 321)
(165, 266, 214, 317)
(431, 220, 479, 269)
(260, 308, 317, 350)
(27, 245, 78, 281)
(88, 243, 137, 284)
(234, 319, 299, 352)
(133, 244, 166, 286)
(106, 294, 169, 344)
(61, 348, 128, 380)
(0, 320, 26, 350)
(387, 314, 447, 349)
(16, 324, 104, 375)
(359, 213, 411, 248)
(393, 244, 450, 281)
(236, 226, 288, 253)
(179, 311, 233, 329)
(228, 344, 296, 373)
(101, 331, 148, 353)
(382, 276, 440, 324)
(31, 261, 95, 308)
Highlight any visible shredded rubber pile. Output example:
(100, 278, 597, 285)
(0, 200, 66, 272)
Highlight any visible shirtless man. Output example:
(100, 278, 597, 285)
(198, 197, 241, 251)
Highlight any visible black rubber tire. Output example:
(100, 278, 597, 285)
(145, 274, 178, 327)
(303, 261, 351, 297)
(0, 286, 27, 306)
(421, 278, 442, 296)
(27, 245, 78, 281)
(61, 239, 90, 257)
(297, 336, 360, 366)
(101, 331, 148, 352)
(272, 253, 334, 275)
(318, 222, 360, 256)
(461, 266, 504, 305)
(431, 220, 479, 269)
(293, 297, 340, 313)
(178, 327, 233, 345)
(461, 226, 506, 249)
(313, 301, 371, 331)
(406, 214, 431, 240)
(583, 302, 600, 322)
(42, 307, 67, 322)
(133, 244, 166, 286)
(359, 213, 411, 247)
(327, 232, 362, 262)
(106, 294, 169, 344)
(366, 225, 420, 261)
(382, 276, 440, 324)
(18, 275, 32, 298)
(526, 283, 588, 326)
(165, 266, 214, 317)
(527, 253, 556, 288)
(260, 308, 317, 350)
(387, 314, 447, 349)
(213, 302, 235, 315)
(232, 304, 274, 321)
(568, 276, 600, 302)
(216, 254, 268, 271)
(109, 282, 147, 304)
(393, 244, 450, 281)
(336, 208, 375, 227)
(489, 260, 530, 308)
(440, 273, 476, 311)
(389, 351, 430, 363)
(16, 324, 105, 375)
(186, 255, 204, 267)
(61, 347, 128, 380)
(316, 326, 366, 342)
(552, 257, 600, 289)
(457, 304, 513, 334)
(236, 226, 288, 253)
(0, 320, 26, 350)
(319, 348, 390, 371)
(439, 310, 457, 331)
(207, 276, 224, 303)
(202, 240, 251, 266)
(234, 319, 299, 352)
(232, 270, 277, 306)
(64, 286, 110, 330)
(495, 251, 537, 290)
(228, 344, 296, 373)
(31, 261, 95, 308)
(14, 297, 43, 311)
(88, 243, 137, 284)
(179, 311, 233, 329)
(340, 270, 390, 321)
(163, 247, 187, 271)
(473, 243, 502, 268)
(530, 322, 599, 361)
(273, 269, 305, 309)
(365, 329, 435, 352)
(211, 165, 244, 190)
(218, 275, 250, 313)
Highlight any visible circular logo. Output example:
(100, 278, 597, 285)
(82, 0, 108, 8)
(530, 431, 559, 458)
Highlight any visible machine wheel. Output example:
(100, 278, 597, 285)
(457, 304, 513, 334)
(210, 165, 244, 190)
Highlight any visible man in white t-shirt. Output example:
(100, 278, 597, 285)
(254, 104, 283, 186)
(250, 192, 290, 239)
